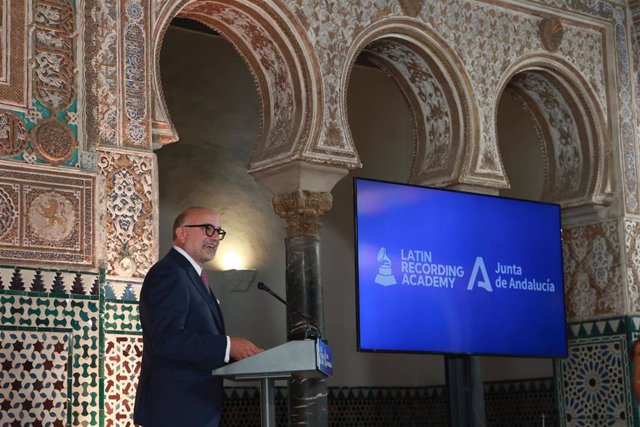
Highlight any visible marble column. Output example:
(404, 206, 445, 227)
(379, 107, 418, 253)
(273, 190, 332, 426)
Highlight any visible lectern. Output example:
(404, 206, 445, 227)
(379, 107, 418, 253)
(212, 338, 332, 427)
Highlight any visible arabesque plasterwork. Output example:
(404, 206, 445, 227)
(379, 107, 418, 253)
(182, 1, 295, 151)
(363, 40, 456, 182)
(121, 0, 150, 148)
(286, 0, 607, 187)
(98, 150, 156, 279)
(84, 0, 119, 148)
(508, 72, 587, 202)
(33, 0, 75, 112)
(563, 220, 624, 320)
(625, 220, 640, 314)
(0, 0, 29, 109)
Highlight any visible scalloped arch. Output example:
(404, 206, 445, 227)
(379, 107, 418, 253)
(149, 0, 323, 172)
(496, 53, 611, 208)
(340, 17, 479, 186)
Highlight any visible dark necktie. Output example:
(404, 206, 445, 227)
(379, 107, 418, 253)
(200, 270, 210, 293)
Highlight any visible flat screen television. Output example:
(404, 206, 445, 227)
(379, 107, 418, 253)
(354, 177, 567, 358)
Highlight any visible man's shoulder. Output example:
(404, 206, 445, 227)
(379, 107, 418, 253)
(147, 249, 184, 276)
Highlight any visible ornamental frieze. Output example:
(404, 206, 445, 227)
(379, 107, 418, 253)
(122, 0, 150, 147)
(84, 0, 118, 147)
(0, 0, 29, 108)
(33, 0, 75, 112)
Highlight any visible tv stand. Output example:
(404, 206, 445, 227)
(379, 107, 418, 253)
(445, 354, 486, 427)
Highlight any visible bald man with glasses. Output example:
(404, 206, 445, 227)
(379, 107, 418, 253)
(134, 207, 263, 427)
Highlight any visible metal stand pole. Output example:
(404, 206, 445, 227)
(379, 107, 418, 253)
(260, 377, 276, 427)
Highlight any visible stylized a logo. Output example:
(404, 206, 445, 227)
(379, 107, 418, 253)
(467, 257, 493, 292)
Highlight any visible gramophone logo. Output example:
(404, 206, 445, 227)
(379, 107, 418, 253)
(374, 247, 397, 286)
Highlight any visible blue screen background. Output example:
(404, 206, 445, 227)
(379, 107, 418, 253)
(355, 178, 567, 357)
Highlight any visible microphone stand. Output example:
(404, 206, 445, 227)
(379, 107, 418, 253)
(257, 282, 323, 340)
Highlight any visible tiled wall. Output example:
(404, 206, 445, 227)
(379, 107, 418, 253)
(556, 317, 639, 426)
(3, 264, 639, 426)
(0, 265, 100, 426)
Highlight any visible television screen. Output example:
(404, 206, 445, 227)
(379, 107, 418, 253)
(354, 178, 567, 357)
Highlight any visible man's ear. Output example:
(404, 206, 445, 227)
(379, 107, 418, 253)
(174, 227, 186, 244)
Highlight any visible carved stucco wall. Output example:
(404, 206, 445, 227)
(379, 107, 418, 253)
(0, 0, 632, 327)
(285, 0, 614, 191)
(0, 0, 631, 323)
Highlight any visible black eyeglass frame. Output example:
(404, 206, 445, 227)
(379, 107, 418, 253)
(181, 224, 227, 240)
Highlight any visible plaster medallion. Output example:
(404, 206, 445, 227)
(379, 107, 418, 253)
(32, 118, 76, 165)
(539, 17, 564, 52)
(28, 191, 76, 242)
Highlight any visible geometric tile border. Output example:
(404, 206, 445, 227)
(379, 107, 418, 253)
(0, 331, 69, 426)
(556, 316, 637, 427)
(0, 265, 99, 296)
(102, 279, 141, 302)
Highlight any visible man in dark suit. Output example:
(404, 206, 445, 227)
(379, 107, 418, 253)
(134, 206, 263, 426)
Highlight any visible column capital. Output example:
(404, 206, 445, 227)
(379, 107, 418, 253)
(273, 190, 332, 237)
(251, 160, 348, 195)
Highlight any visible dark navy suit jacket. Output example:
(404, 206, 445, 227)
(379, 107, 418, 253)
(134, 248, 227, 427)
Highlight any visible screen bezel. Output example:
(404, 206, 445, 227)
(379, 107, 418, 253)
(353, 177, 568, 358)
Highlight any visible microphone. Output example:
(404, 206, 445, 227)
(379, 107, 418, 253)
(257, 282, 323, 340)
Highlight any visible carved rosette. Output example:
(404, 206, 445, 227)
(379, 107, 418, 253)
(273, 191, 332, 237)
(98, 151, 156, 278)
(31, 118, 77, 165)
(0, 111, 27, 157)
(539, 17, 564, 53)
(33, 0, 75, 112)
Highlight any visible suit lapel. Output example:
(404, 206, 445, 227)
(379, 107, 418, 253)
(186, 268, 225, 332)
(169, 249, 225, 333)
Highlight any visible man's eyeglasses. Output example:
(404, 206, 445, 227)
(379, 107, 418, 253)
(181, 224, 227, 240)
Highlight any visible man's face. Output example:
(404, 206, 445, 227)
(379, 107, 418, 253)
(175, 208, 221, 266)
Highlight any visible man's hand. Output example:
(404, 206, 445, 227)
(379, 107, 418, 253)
(230, 337, 264, 361)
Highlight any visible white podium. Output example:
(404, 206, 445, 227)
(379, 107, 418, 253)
(212, 339, 332, 427)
